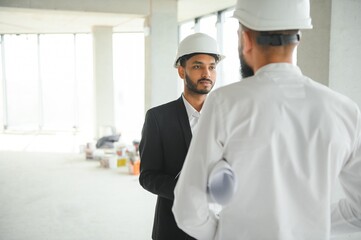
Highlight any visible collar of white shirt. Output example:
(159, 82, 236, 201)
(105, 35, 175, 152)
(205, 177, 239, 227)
(182, 94, 201, 132)
(182, 94, 201, 119)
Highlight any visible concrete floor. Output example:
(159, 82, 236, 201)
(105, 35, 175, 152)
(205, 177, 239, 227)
(0, 133, 156, 240)
(1, 133, 361, 240)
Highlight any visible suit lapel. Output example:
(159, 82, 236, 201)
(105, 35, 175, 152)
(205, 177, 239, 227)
(176, 96, 192, 149)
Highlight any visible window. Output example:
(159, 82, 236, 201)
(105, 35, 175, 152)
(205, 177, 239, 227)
(75, 34, 94, 138)
(1, 34, 93, 133)
(1, 32, 144, 146)
(3, 34, 39, 131)
(179, 20, 195, 42)
(198, 14, 217, 40)
(113, 33, 145, 143)
(39, 34, 77, 131)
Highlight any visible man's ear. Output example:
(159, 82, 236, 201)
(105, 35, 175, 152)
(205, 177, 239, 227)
(178, 66, 185, 79)
(242, 30, 253, 55)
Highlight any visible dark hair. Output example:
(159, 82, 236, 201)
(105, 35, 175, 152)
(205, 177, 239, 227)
(179, 52, 219, 67)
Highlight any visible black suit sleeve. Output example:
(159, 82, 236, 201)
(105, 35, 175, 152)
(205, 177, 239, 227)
(139, 110, 177, 200)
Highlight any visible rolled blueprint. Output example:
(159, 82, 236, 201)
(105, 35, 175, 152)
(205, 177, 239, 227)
(207, 159, 237, 205)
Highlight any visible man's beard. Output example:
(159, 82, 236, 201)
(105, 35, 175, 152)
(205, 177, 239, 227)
(185, 73, 213, 95)
(239, 52, 254, 79)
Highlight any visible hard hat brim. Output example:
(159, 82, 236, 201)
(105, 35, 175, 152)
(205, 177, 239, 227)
(174, 53, 225, 68)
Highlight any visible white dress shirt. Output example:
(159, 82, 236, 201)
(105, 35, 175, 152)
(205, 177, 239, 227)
(182, 94, 201, 134)
(173, 63, 361, 240)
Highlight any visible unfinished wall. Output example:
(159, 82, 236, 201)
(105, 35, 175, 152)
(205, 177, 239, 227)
(329, 0, 361, 108)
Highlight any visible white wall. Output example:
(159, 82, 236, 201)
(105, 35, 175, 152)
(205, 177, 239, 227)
(329, 0, 361, 108)
(298, 0, 331, 86)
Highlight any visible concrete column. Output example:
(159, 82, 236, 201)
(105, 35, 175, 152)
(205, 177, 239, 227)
(144, 0, 178, 111)
(92, 26, 115, 138)
(329, 0, 361, 108)
(0, 35, 5, 131)
(297, 0, 331, 87)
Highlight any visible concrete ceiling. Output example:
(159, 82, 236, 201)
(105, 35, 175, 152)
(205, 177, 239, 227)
(0, 7, 145, 34)
(0, 0, 236, 34)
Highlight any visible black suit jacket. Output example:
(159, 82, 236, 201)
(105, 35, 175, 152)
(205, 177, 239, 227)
(139, 96, 196, 240)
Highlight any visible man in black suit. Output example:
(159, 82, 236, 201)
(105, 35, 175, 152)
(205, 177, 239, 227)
(139, 33, 224, 240)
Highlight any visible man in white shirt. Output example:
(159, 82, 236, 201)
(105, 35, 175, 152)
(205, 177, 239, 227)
(172, 0, 361, 239)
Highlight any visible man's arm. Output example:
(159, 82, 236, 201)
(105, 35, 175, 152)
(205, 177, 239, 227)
(139, 110, 177, 200)
(173, 93, 224, 239)
(331, 110, 361, 236)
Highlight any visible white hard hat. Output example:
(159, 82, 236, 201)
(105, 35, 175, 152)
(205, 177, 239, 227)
(233, 0, 313, 31)
(174, 33, 225, 68)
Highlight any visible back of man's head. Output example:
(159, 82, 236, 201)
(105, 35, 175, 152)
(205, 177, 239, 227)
(233, 0, 313, 32)
(234, 0, 312, 48)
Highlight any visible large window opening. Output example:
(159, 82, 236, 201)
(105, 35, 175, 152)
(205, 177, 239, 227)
(113, 33, 145, 144)
(0, 32, 144, 151)
(0, 8, 237, 152)
(1, 34, 93, 133)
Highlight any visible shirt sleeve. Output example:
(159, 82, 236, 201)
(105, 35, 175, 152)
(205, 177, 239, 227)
(331, 109, 361, 236)
(172, 92, 225, 239)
